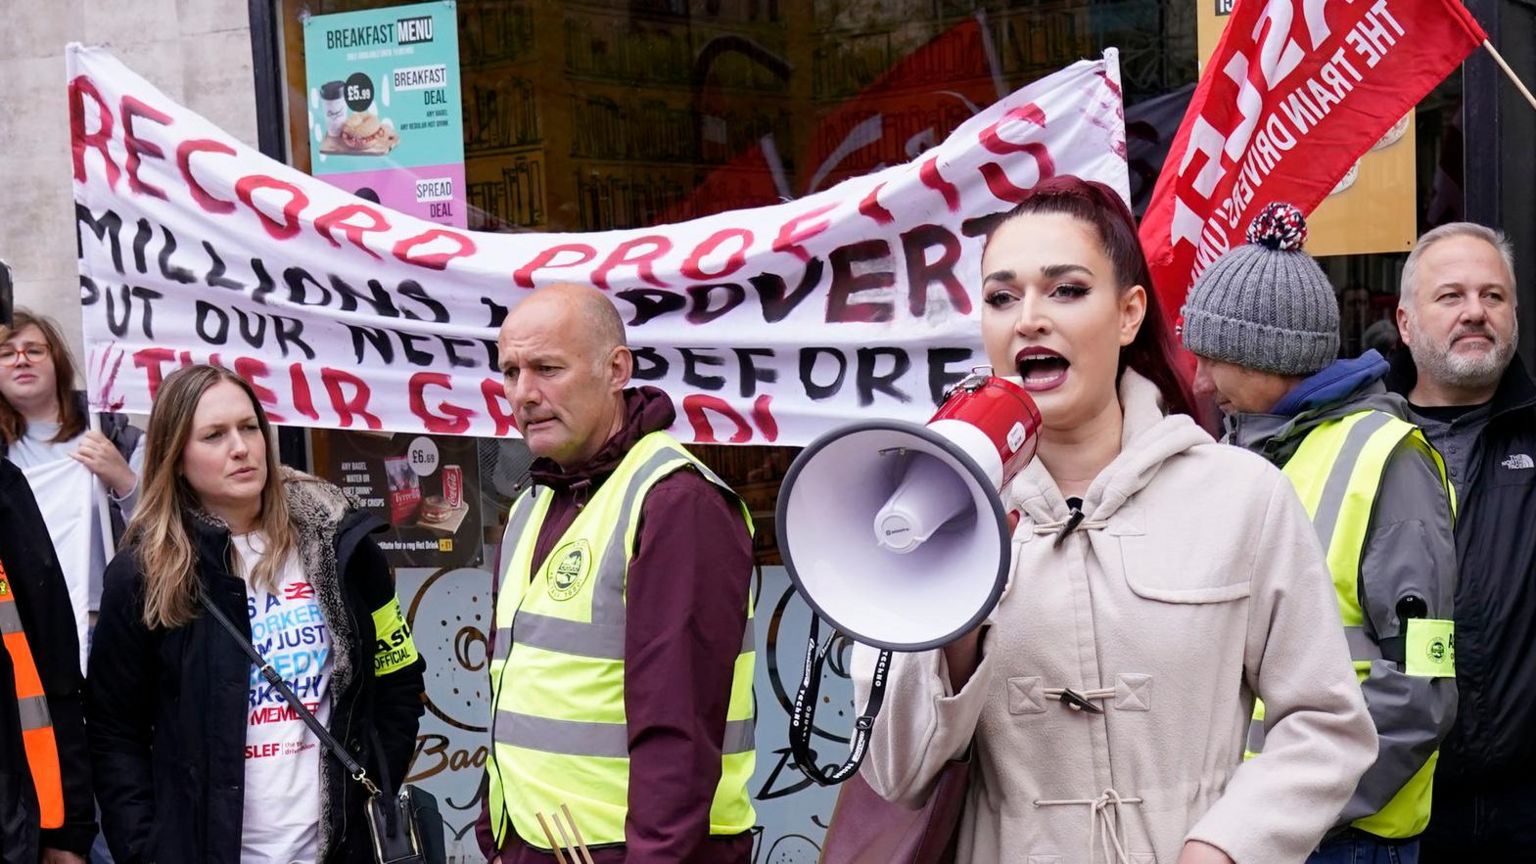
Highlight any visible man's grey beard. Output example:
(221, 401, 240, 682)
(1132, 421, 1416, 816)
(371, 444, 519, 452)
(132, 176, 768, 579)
(1404, 313, 1518, 392)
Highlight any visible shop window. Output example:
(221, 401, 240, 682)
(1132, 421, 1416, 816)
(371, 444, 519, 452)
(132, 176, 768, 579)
(273, 0, 1458, 556)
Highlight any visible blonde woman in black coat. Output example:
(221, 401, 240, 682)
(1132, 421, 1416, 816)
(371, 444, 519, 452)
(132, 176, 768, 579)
(87, 364, 426, 864)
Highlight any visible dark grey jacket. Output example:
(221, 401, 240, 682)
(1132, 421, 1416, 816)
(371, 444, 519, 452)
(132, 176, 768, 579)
(1386, 351, 1536, 788)
(1227, 381, 1458, 832)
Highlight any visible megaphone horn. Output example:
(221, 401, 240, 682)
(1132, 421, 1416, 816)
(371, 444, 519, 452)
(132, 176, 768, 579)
(777, 368, 1040, 784)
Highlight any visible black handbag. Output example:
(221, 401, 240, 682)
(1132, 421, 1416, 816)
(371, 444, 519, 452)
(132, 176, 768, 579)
(202, 597, 446, 864)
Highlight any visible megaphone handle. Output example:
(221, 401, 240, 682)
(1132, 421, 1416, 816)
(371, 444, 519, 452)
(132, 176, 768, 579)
(788, 615, 893, 786)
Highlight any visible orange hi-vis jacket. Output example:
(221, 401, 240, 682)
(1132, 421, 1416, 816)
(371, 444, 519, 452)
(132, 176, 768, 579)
(0, 558, 64, 828)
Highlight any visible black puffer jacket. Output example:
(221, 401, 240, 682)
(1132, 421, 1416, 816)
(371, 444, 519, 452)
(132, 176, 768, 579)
(0, 458, 96, 862)
(87, 471, 426, 863)
(1387, 351, 1536, 788)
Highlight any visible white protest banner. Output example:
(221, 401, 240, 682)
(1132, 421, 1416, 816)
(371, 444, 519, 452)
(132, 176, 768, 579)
(69, 44, 1129, 446)
(23, 458, 93, 672)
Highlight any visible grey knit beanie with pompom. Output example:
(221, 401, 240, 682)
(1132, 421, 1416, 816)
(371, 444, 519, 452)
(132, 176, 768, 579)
(1180, 202, 1339, 376)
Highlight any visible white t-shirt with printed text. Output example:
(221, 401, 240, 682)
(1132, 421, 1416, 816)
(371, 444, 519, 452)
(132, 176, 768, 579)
(233, 532, 334, 864)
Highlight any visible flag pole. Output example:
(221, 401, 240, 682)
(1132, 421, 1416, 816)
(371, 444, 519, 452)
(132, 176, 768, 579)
(1483, 40, 1536, 112)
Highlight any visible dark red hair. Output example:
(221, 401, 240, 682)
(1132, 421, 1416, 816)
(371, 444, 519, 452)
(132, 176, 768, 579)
(979, 176, 1196, 419)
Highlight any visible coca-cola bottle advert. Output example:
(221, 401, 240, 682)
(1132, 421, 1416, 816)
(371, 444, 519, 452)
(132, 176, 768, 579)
(318, 431, 483, 568)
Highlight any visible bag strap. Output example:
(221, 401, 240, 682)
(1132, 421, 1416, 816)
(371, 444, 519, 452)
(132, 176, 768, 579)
(789, 614, 892, 786)
(369, 726, 403, 835)
(200, 594, 381, 798)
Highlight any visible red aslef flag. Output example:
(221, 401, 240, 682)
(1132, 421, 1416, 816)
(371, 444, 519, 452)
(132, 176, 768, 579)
(1139, 0, 1485, 317)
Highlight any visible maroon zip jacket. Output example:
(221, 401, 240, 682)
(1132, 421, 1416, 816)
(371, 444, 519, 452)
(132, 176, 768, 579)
(478, 387, 756, 864)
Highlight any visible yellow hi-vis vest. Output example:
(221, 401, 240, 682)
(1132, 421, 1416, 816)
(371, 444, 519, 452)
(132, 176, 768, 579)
(1246, 409, 1455, 839)
(486, 431, 756, 850)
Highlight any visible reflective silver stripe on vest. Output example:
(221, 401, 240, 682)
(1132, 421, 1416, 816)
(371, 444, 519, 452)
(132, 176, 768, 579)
(494, 485, 543, 657)
(17, 694, 51, 730)
(1309, 412, 1394, 553)
(1246, 716, 1266, 753)
(496, 708, 756, 757)
(722, 716, 755, 754)
(1344, 625, 1375, 661)
(496, 710, 629, 757)
(590, 447, 697, 626)
(499, 491, 541, 581)
(689, 460, 731, 491)
(513, 612, 625, 659)
(499, 616, 752, 664)
(493, 491, 545, 665)
(0, 598, 21, 634)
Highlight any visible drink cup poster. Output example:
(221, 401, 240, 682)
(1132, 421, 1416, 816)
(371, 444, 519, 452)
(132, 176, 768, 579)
(303, 1, 467, 227)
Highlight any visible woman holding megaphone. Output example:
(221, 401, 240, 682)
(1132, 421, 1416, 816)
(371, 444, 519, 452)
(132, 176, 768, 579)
(852, 177, 1376, 864)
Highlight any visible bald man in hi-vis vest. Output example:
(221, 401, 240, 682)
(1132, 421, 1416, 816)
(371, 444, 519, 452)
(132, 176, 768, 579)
(478, 283, 757, 864)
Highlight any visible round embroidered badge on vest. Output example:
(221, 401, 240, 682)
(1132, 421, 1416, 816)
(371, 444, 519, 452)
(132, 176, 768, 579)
(546, 539, 592, 601)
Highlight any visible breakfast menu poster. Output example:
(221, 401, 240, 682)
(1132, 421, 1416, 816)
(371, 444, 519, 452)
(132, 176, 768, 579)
(303, 1, 466, 227)
(314, 430, 483, 569)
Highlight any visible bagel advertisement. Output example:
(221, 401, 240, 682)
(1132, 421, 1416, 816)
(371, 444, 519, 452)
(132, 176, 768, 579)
(303, 0, 466, 227)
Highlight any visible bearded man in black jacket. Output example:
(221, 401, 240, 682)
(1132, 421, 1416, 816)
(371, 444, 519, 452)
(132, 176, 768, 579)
(1390, 222, 1536, 859)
